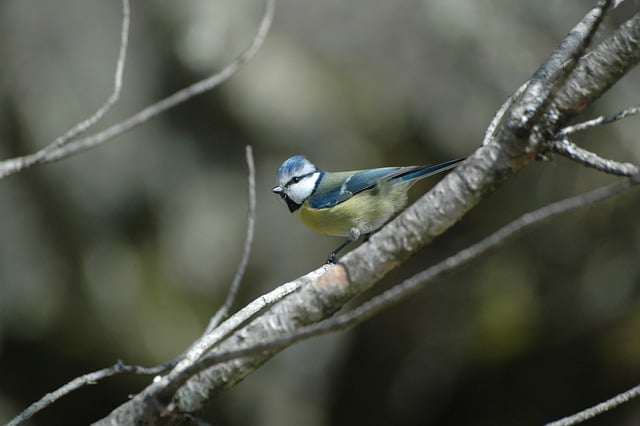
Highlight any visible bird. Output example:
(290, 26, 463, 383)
(272, 155, 464, 264)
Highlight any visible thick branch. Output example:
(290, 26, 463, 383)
(162, 177, 638, 398)
(487, 0, 611, 160)
(552, 11, 640, 118)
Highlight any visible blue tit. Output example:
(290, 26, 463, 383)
(272, 155, 464, 263)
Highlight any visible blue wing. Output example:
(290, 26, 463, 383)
(307, 158, 464, 209)
(308, 167, 414, 209)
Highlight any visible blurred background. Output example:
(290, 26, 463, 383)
(1, 0, 640, 424)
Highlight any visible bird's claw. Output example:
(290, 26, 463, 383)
(326, 253, 338, 264)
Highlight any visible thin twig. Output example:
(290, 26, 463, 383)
(545, 383, 640, 426)
(0, 0, 131, 178)
(162, 177, 638, 396)
(549, 138, 640, 176)
(6, 360, 170, 426)
(49, 0, 130, 149)
(203, 146, 257, 335)
(0, 0, 275, 180)
(556, 104, 640, 137)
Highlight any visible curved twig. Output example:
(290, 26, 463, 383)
(202, 145, 257, 334)
(6, 361, 168, 426)
(0, 0, 130, 179)
(0, 0, 275, 180)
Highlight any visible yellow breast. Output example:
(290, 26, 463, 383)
(294, 182, 411, 237)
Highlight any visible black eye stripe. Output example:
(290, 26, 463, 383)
(285, 172, 314, 188)
(287, 176, 301, 186)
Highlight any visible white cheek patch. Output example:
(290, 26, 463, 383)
(287, 172, 320, 204)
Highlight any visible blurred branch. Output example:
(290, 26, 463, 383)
(0, 0, 130, 179)
(0, 0, 275, 180)
(546, 383, 640, 426)
(202, 145, 257, 334)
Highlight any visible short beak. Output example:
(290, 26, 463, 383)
(272, 186, 283, 194)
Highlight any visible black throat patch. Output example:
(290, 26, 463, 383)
(282, 194, 301, 213)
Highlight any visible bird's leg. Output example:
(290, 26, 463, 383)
(326, 228, 361, 264)
(326, 239, 351, 264)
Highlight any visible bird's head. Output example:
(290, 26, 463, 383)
(273, 155, 322, 212)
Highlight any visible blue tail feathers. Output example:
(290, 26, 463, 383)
(398, 157, 465, 182)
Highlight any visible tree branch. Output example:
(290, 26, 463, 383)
(6, 145, 260, 426)
(486, 0, 612, 159)
(549, 138, 640, 176)
(0, 0, 275, 180)
(158, 177, 639, 404)
(545, 383, 640, 426)
(556, 104, 640, 137)
(0, 0, 130, 179)
(6, 360, 167, 426)
(6, 140, 265, 425)
(552, 9, 640, 118)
